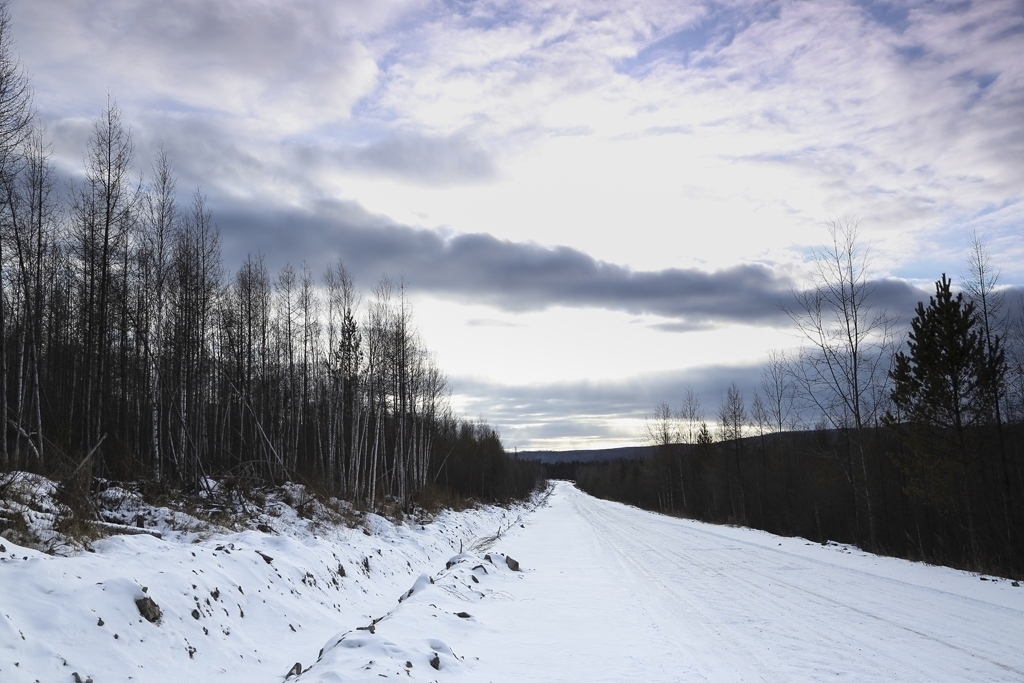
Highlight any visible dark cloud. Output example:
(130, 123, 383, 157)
(213, 198, 933, 328)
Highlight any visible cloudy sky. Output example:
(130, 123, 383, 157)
(8, 0, 1024, 450)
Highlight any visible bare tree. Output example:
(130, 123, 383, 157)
(717, 381, 747, 522)
(71, 96, 140, 469)
(644, 400, 679, 511)
(298, 262, 320, 478)
(761, 350, 796, 433)
(962, 231, 1015, 551)
(0, 0, 33, 466)
(785, 219, 895, 550)
(229, 253, 277, 479)
(0, 2, 30, 170)
(645, 401, 677, 447)
(678, 387, 704, 445)
(1, 127, 55, 468)
(167, 189, 220, 488)
(137, 148, 178, 479)
(963, 232, 1008, 434)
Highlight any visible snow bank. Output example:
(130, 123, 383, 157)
(300, 548, 527, 682)
(0, 476, 538, 683)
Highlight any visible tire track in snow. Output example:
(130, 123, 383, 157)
(569, 489, 786, 682)
(640, 513, 1024, 678)
(639, 501, 1024, 620)
(563, 484, 1024, 682)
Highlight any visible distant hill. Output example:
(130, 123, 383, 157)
(515, 446, 653, 464)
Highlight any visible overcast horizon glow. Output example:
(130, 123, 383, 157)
(10, 0, 1024, 450)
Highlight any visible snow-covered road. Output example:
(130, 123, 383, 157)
(338, 481, 1024, 682)
(486, 481, 1024, 682)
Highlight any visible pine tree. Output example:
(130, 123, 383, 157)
(695, 421, 713, 446)
(889, 274, 1002, 437)
(887, 274, 1005, 557)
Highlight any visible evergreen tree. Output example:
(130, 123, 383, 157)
(887, 274, 1005, 552)
(889, 274, 1002, 438)
(695, 421, 713, 446)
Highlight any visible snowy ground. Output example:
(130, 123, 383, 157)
(0, 475, 534, 683)
(3, 480, 1023, 682)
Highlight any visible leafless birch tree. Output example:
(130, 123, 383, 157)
(785, 219, 895, 550)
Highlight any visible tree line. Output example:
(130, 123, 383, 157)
(0, 4, 542, 509)
(573, 221, 1024, 579)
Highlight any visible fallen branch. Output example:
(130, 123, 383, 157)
(91, 520, 163, 539)
(68, 434, 108, 481)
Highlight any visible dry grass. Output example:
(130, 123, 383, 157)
(412, 483, 478, 515)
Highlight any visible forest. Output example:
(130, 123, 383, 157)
(570, 226, 1024, 579)
(0, 5, 542, 513)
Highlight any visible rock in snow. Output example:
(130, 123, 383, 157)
(135, 596, 162, 623)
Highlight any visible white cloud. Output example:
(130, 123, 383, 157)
(12, 0, 392, 133)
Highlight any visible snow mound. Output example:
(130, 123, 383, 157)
(398, 573, 434, 602)
(305, 630, 463, 682)
(0, 473, 543, 683)
(298, 546, 530, 681)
